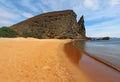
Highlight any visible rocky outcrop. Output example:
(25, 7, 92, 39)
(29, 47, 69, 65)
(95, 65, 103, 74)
(11, 10, 86, 39)
(78, 16, 86, 37)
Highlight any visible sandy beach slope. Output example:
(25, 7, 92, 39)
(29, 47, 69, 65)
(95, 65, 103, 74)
(0, 38, 91, 82)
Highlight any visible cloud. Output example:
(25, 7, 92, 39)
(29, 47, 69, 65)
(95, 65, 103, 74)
(21, 0, 39, 12)
(86, 18, 120, 37)
(0, 8, 20, 20)
(87, 27, 120, 37)
(0, 0, 37, 26)
(39, 0, 70, 11)
(0, 0, 120, 37)
(22, 12, 34, 18)
(110, 0, 120, 6)
(83, 0, 100, 10)
(0, 19, 14, 26)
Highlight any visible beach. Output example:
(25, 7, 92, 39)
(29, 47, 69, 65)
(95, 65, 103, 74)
(0, 38, 120, 82)
(0, 38, 91, 82)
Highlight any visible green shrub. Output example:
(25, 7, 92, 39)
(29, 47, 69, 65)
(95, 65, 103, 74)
(0, 26, 42, 39)
(0, 26, 18, 37)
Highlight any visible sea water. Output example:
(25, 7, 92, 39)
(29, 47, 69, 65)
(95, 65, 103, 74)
(84, 38, 120, 71)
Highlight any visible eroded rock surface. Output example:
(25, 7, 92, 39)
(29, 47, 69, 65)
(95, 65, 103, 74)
(12, 10, 86, 39)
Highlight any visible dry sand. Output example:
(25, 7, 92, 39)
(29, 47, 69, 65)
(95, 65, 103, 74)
(0, 38, 91, 82)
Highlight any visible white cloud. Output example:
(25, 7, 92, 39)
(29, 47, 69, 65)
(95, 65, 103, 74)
(83, 0, 100, 10)
(21, 0, 39, 12)
(86, 18, 120, 37)
(40, 0, 78, 12)
(0, 9, 20, 19)
(0, 0, 120, 37)
(0, 0, 23, 14)
(83, 4, 120, 21)
(87, 18, 120, 28)
(0, 0, 36, 26)
(39, 0, 63, 11)
(87, 27, 120, 37)
(22, 12, 34, 18)
(0, 20, 13, 26)
(110, 0, 120, 6)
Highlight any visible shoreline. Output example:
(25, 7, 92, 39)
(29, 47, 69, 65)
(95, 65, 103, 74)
(0, 38, 120, 82)
(72, 40, 120, 72)
(79, 50, 120, 72)
(64, 41, 120, 82)
(58, 40, 92, 82)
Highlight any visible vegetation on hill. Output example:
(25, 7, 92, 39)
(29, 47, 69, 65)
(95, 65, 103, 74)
(0, 26, 42, 38)
(0, 26, 18, 37)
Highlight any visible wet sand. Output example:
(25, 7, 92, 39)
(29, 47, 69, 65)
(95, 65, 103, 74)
(0, 38, 91, 82)
(64, 42, 120, 82)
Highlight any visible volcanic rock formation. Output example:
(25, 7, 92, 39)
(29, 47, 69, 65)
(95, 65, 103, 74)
(11, 10, 86, 39)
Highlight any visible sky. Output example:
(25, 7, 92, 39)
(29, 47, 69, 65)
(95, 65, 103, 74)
(0, 0, 120, 37)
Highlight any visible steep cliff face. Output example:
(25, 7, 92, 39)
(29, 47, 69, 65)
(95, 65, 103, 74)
(11, 10, 86, 39)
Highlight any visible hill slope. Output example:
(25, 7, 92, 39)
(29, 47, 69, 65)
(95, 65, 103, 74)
(11, 10, 85, 39)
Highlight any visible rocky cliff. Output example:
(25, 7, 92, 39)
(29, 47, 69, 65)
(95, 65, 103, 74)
(11, 10, 86, 39)
(78, 16, 86, 37)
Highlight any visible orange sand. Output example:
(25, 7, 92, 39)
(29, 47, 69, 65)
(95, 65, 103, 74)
(0, 38, 91, 82)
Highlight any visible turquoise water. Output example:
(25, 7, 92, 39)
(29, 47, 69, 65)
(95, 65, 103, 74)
(84, 38, 120, 71)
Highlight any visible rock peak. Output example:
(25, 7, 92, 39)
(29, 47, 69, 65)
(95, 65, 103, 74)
(78, 15, 84, 23)
(78, 15, 86, 37)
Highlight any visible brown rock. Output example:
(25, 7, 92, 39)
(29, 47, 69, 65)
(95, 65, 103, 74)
(78, 16, 86, 37)
(11, 10, 86, 39)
